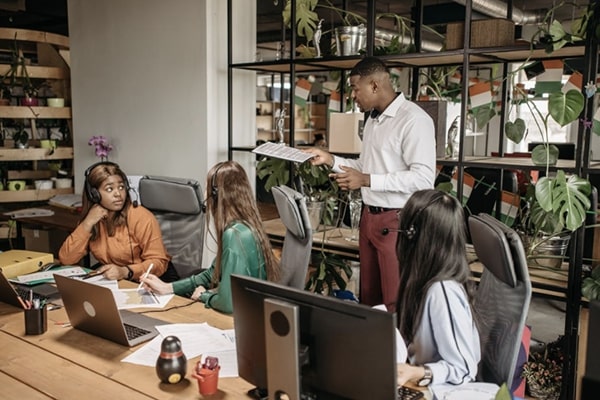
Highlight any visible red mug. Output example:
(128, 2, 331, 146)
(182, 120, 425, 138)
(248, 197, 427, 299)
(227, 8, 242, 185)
(192, 365, 220, 395)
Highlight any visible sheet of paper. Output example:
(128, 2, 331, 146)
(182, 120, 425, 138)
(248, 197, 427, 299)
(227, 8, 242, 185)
(122, 323, 237, 376)
(252, 141, 315, 163)
(14, 266, 88, 284)
(113, 288, 173, 309)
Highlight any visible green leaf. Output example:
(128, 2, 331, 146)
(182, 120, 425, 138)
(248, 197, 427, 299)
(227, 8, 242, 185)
(536, 171, 591, 232)
(531, 144, 559, 166)
(505, 118, 526, 143)
(494, 383, 512, 400)
(549, 20, 568, 51)
(548, 90, 585, 127)
(473, 106, 496, 130)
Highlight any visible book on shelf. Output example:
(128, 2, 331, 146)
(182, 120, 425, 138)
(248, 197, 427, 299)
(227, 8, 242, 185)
(48, 194, 82, 210)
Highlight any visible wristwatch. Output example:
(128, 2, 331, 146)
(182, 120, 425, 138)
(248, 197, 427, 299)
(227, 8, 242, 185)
(417, 365, 433, 386)
(124, 265, 134, 280)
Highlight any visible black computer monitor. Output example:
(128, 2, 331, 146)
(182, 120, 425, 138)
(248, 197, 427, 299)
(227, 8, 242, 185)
(231, 274, 398, 399)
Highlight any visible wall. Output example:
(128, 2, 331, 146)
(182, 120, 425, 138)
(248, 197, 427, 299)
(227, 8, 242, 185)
(67, 0, 254, 265)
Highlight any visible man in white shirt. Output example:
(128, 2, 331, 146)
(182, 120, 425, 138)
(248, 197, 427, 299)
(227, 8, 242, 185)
(307, 57, 436, 312)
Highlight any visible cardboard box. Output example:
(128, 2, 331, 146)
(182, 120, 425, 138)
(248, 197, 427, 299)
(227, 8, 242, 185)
(446, 19, 515, 50)
(415, 100, 448, 159)
(328, 112, 364, 154)
(0, 250, 54, 278)
(23, 227, 69, 258)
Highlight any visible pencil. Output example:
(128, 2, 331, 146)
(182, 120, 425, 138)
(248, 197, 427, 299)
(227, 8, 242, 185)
(137, 263, 154, 290)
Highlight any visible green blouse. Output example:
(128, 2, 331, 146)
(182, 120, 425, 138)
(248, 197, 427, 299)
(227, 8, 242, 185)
(171, 221, 266, 314)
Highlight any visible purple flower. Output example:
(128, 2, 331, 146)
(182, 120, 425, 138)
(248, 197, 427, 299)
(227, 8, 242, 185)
(88, 135, 113, 160)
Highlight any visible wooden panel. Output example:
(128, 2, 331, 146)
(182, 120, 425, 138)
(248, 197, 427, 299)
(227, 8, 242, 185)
(0, 106, 71, 119)
(7, 170, 54, 180)
(0, 65, 68, 79)
(0, 187, 73, 203)
(0, 28, 69, 48)
(0, 371, 53, 400)
(0, 332, 153, 400)
(0, 147, 73, 161)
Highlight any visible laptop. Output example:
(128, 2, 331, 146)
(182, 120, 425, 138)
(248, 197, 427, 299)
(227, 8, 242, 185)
(0, 272, 60, 308)
(54, 274, 167, 347)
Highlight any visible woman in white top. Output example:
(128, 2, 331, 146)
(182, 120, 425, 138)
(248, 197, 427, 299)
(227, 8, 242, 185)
(395, 189, 480, 387)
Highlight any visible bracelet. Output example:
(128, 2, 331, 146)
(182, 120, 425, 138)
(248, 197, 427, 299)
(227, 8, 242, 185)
(330, 155, 335, 168)
(124, 265, 134, 280)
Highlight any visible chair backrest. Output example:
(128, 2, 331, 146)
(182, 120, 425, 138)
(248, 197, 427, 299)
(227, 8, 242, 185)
(138, 175, 205, 279)
(468, 213, 532, 389)
(271, 185, 312, 289)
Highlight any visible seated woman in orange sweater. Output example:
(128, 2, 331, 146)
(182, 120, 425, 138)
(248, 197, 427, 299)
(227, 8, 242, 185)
(59, 162, 178, 282)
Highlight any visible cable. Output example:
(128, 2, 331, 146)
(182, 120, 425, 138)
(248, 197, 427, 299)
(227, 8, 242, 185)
(139, 299, 197, 314)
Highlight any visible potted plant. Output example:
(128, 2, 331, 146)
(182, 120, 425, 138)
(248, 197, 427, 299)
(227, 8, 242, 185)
(282, 0, 419, 57)
(522, 336, 564, 400)
(12, 121, 28, 149)
(257, 155, 354, 294)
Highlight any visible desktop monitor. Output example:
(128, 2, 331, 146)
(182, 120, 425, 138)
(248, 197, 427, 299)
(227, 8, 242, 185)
(231, 274, 398, 400)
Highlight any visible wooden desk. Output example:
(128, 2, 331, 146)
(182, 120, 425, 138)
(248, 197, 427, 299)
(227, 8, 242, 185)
(0, 286, 252, 399)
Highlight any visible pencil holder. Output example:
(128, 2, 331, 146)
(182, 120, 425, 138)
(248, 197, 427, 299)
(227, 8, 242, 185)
(24, 306, 47, 335)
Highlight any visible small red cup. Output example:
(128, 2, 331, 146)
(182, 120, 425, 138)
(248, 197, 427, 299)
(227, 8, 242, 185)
(192, 365, 220, 396)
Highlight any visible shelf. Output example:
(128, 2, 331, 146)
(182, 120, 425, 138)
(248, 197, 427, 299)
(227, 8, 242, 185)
(232, 45, 586, 72)
(437, 156, 577, 172)
(0, 65, 69, 79)
(0, 106, 71, 119)
(0, 147, 73, 161)
(0, 187, 73, 203)
(0, 28, 69, 49)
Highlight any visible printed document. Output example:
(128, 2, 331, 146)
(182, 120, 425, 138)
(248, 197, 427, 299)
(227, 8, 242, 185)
(252, 141, 315, 163)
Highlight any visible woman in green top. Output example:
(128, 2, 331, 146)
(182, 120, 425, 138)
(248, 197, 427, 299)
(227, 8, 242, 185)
(141, 161, 280, 314)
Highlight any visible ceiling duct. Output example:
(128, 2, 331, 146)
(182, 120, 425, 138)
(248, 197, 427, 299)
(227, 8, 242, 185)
(452, 0, 546, 25)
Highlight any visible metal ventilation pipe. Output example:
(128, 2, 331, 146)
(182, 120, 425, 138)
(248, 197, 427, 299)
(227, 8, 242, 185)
(453, 0, 546, 25)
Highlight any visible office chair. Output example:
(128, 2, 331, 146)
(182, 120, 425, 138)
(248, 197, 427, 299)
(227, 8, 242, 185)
(271, 185, 312, 289)
(468, 213, 532, 391)
(139, 175, 205, 279)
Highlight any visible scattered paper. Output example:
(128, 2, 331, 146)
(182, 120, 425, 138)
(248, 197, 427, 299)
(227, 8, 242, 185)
(113, 288, 173, 309)
(13, 266, 88, 284)
(4, 208, 55, 219)
(252, 141, 315, 163)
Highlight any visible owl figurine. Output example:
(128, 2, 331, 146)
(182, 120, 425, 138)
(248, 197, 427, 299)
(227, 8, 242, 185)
(156, 335, 187, 384)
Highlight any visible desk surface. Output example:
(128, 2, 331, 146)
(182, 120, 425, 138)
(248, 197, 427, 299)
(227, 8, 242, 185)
(0, 282, 253, 399)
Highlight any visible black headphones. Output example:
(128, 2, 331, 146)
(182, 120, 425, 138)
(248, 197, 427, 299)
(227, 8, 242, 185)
(84, 161, 137, 207)
(382, 194, 445, 239)
(201, 162, 226, 214)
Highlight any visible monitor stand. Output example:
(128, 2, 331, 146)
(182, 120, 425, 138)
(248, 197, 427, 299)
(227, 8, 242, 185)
(264, 298, 301, 400)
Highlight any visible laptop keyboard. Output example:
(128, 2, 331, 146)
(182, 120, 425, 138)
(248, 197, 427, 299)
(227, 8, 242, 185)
(123, 323, 152, 340)
(398, 386, 424, 400)
(15, 286, 49, 302)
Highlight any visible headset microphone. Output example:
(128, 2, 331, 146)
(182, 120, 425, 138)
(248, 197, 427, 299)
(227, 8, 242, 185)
(382, 226, 416, 240)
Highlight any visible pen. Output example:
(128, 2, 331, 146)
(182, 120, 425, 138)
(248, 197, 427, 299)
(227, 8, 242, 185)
(81, 270, 103, 280)
(137, 263, 154, 290)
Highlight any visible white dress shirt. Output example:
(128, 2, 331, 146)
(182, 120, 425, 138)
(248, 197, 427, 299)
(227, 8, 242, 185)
(332, 93, 436, 208)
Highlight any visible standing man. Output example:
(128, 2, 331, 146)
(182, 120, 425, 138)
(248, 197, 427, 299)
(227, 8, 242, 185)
(307, 57, 436, 312)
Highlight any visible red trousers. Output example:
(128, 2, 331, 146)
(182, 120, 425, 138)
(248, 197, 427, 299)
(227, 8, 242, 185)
(358, 207, 401, 312)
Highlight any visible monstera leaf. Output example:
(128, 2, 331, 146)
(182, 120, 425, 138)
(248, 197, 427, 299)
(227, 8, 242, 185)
(531, 144, 559, 166)
(282, 0, 319, 42)
(548, 89, 584, 127)
(535, 170, 591, 232)
(256, 157, 290, 192)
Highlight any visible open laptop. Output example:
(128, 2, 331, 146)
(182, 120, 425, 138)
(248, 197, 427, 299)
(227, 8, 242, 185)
(0, 272, 60, 308)
(54, 274, 167, 347)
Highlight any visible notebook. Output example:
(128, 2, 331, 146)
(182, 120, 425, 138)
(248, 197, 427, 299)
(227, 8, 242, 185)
(54, 274, 167, 347)
(0, 272, 60, 308)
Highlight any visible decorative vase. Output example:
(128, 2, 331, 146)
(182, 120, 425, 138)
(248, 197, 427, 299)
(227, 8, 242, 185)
(21, 97, 38, 107)
(527, 380, 560, 400)
(155, 335, 187, 384)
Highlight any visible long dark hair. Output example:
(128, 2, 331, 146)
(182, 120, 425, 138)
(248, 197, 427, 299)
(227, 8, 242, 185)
(81, 162, 132, 240)
(204, 161, 280, 285)
(395, 189, 474, 342)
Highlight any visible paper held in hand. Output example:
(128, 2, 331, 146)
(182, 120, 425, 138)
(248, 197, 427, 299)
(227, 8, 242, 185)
(252, 142, 315, 163)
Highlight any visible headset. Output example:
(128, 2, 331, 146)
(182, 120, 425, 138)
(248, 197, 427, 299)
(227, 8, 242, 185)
(84, 161, 138, 207)
(381, 194, 445, 239)
(202, 162, 226, 213)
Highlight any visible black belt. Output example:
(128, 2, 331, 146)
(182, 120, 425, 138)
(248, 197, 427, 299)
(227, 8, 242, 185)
(367, 206, 400, 214)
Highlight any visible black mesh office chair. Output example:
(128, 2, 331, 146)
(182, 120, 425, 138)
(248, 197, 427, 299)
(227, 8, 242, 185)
(468, 213, 532, 390)
(271, 185, 312, 289)
(139, 175, 205, 279)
